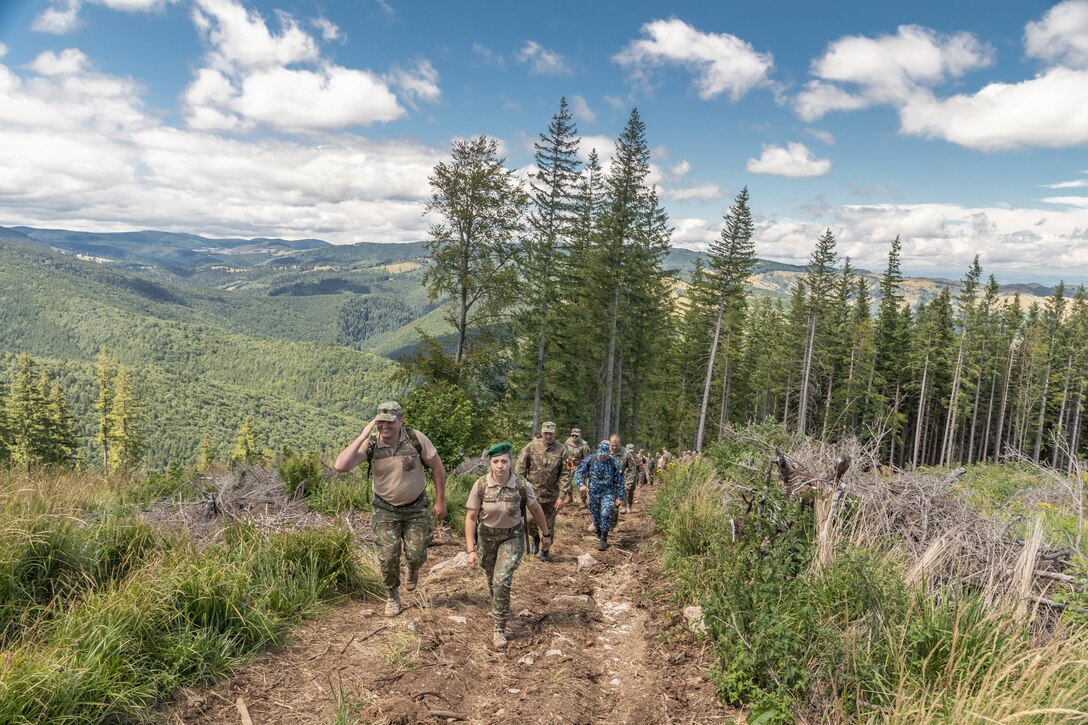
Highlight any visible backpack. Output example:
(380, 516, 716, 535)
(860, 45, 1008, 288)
(363, 427, 425, 504)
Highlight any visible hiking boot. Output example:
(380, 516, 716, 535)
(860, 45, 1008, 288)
(540, 549, 552, 562)
(384, 588, 401, 617)
(597, 536, 608, 551)
(405, 567, 420, 592)
(492, 627, 508, 648)
(529, 536, 540, 555)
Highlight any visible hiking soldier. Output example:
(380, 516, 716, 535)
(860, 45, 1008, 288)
(575, 441, 624, 551)
(638, 448, 652, 487)
(609, 434, 636, 515)
(622, 443, 640, 512)
(515, 421, 571, 561)
(465, 442, 552, 648)
(564, 427, 593, 505)
(334, 401, 446, 617)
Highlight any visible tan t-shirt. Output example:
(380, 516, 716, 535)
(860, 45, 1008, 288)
(369, 428, 438, 506)
(466, 473, 538, 529)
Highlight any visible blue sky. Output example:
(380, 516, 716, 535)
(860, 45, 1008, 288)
(1, 0, 1087, 282)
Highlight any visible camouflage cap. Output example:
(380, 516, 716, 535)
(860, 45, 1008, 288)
(541, 421, 557, 433)
(375, 400, 402, 421)
(597, 441, 610, 455)
(626, 443, 635, 450)
(571, 427, 582, 436)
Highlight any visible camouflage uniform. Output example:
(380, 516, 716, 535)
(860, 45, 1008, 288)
(575, 444, 624, 538)
(613, 446, 638, 508)
(372, 494, 433, 590)
(515, 437, 570, 543)
(564, 432, 593, 505)
(468, 474, 535, 627)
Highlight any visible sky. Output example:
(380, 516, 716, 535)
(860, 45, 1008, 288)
(1, 0, 1088, 283)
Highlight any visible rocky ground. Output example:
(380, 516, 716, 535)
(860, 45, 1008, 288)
(167, 487, 741, 724)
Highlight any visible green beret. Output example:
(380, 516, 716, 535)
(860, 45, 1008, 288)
(485, 441, 513, 458)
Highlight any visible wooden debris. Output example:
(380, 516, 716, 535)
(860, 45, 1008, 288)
(235, 697, 253, 725)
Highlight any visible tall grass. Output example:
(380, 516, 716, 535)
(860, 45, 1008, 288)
(0, 525, 382, 724)
(653, 451, 1088, 723)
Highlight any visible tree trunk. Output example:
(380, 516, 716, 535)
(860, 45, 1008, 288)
(718, 337, 733, 442)
(695, 301, 726, 452)
(912, 346, 931, 469)
(995, 341, 1015, 459)
(612, 352, 623, 435)
(941, 332, 967, 466)
(1051, 355, 1073, 469)
(981, 370, 998, 462)
(600, 286, 620, 435)
(798, 312, 817, 435)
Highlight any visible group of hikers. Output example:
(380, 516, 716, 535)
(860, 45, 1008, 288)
(334, 400, 679, 648)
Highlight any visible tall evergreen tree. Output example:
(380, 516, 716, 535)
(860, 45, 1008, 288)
(95, 348, 116, 466)
(6, 354, 47, 468)
(694, 187, 755, 452)
(106, 366, 143, 472)
(232, 416, 261, 465)
(523, 98, 581, 432)
(796, 229, 838, 435)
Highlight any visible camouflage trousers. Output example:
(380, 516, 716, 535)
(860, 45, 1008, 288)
(478, 524, 524, 627)
(588, 492, 617, 535)
(624, 476, 637, 507)
(371, 494, 432, 590)
(525, 498, 557, 542)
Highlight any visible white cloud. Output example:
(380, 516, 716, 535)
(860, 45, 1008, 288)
(1025, 0, 1088, 68)
(34, 0, 170, 34)
(805, 128, 836, 145)
(604, 94, 625, 110)
(897, 68, 1088, 150)
(665, 160, 691, 182)
(472, 42, 504, 68)
(0, 52, 446, 243)
(311, 17, 340, 42)
(516, 40, 570, 76)
(577, 134, 617, 169)
(1044, 178, 1088, 188)
(1042, 195, 1088, 207)
(570, 95, 597, 124)
(796, 24, 993, 121)
(27, 48, 91, 76)
(614, 18, 773, 100)
(661, 183, 725, 201)
(746, 142, 831, 177)
(184, 0, 418, 131)
(388, 59, 441, 105)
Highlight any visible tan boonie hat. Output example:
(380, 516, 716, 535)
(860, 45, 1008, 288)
(375, 400, 402, 421)
(541, 421, 557, 433)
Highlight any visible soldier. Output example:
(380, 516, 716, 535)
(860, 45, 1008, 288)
(638, 448, 652, 487)
(465, 442, 553, 648)
(575, 442, 624, 551)
(609, 434, 636, 515)
(622, 443, 641, 511)
(564, 427, 593, 505)
(515, 421, 570, 561)
(334, 401, 446, 617)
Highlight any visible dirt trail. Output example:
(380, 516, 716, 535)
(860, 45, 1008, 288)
(169, 488, 739, 724)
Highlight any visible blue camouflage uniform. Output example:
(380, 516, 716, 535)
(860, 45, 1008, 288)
(574, 442, 624, 536)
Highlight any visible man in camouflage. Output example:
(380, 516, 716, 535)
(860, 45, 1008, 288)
(515, 421, 570, 561)
(564, 427, 593, 506)
(623, 443, 641, 511)
(334, 401, 446, 617)
(609, 434, 637, 515)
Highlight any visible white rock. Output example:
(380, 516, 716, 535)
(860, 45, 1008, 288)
(508, 688, 520, 694)
(447, 615, 467, 624)
(683, 604, 707, 634)
(517, 609, 532, 617)
(429, 551, 468, 574)
(544, 649, 564, 658)
(600, 601, 631, 620)
(577, 553, 598, 570)
(603, 644, 613, 651)
(552, 594, 590, 604)
(609, 678, 622, 686)
(517, 654, 535, 666)
(360, 609, 376, 616)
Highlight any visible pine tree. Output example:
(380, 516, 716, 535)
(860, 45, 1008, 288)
(796, 229, 838, 435)
(232, 416, 261, 465)
(6, 354, 48, 468)
(197, 433, 217, 471)
(41, 376, 76, 465)
(694, 187, 755, 451)
(523, 98, 581, 431)
(107, 366, 143, 472)
(95, 348, 116, 466)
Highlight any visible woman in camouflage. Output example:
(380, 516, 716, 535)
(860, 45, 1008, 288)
(464, 442, 552, 648)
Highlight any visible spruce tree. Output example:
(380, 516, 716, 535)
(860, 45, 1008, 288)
(796, 229, 838, 435)
(232, 416, 261, 465)
(694, 187, 755, 451)
(6, 354, 47, 468)
(95, 348, 116, 466)
(107, 366, 143, 472)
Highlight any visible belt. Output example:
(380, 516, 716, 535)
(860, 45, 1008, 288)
(373, 491, 426, 511)
(479, 523, 523, 535)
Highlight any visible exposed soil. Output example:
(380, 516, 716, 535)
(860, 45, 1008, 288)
(167, 487, 741, 724)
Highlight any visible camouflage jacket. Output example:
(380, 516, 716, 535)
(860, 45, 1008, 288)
(574, 455, 623, 501)
(612, 447, 638, 485)
(515, 439, 571, 503)
(564, 436, 592, 469)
